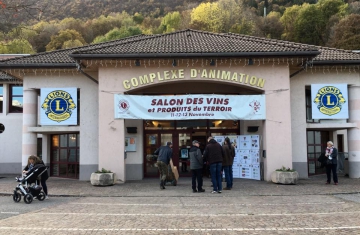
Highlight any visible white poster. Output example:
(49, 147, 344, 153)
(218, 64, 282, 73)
(311, 84, 348, 119)
(125, 137, 136, 152)
(214, 136, 225, 146)
(251, 135, 260, 150)
(115, 94, 266, 120)
(233, 149, 241, 164)
(40, 88, 77, 125)
(239, 135, 252, 150)
(239, 150, 251, 164)
(232, 165, 240, 178)
(239, 164, 252, 179)
(251, 150, 260, 164)
(251, 164, 261, 180)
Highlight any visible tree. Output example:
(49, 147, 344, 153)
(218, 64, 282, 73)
(158, 11, 181, 33)
(0, 38, 35, 53)
(92, 26, 142, 44)
(331, 14, 360, 50)
(259, 12, 284, 39)
(46, 29, 86, 51)
(294, 4, 325, 45)
(280, 4, 302, 41)
(190, 2, 224, 32)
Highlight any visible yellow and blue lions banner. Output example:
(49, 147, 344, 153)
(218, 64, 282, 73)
(311, 84, 348, 119)
(40, 88, 78, 125)
(114, 94, 266, 120)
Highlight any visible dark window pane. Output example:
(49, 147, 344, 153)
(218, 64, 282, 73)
(69, 149, 76, 162)
(68, 164, 76, 178)
(69, 134, 77, 147)
(60, 135, 67, 147)
(51, 164, 59, 176)
(52, 149, 59, 161)
(59, 164, 67, 176)
(307, 131, 314, 144)
(60, 149, 67, 161)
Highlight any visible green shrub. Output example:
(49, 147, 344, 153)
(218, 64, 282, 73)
(276, 166, 296, 172)
(95, 168, 112, 173)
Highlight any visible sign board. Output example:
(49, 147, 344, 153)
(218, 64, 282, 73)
(311, 84, 348, 119)
(40, 88, 77, 125)
(115, 94, 266, 120)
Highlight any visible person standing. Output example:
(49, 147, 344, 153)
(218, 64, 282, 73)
(189, 140, 205, 193)
(222, 137, 235, 190)
(23, 155, 49, 199)
(325, 141, 338, 185)
(204, 136, 224, 193)
(154, 142, 173, 190)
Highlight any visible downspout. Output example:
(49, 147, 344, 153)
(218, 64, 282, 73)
(75, 61, 98, 84)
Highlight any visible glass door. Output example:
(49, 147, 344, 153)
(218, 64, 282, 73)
(178, 133, 192, 177)
(307, 130, 329, 175)
(50, 133, 80, 179)
(144, 134, 159, 177)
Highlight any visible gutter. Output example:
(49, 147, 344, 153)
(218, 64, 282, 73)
(69, 51, 321, 59)
(75, 61, 98, 84)
(312, 60, 360, 65)
(0, 63, 76, 69)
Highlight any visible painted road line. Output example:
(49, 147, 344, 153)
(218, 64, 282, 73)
(1, 226, 360, 231)
(0, 212, 19, 214)
(35, 210, 360, 216)
(70, 201, 345, 206)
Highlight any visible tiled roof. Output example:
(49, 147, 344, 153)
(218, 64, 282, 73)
(314, 47, 360, 62)
(73, 29, 318, 55)
(0, 71, 21, 82)
(0, 35, 152, 66)
(0, 29, 359, 68)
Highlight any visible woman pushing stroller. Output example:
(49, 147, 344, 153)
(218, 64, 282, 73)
(23, 155, 49, 199)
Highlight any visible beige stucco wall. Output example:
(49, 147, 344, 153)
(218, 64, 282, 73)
(290, 69, 360, 178)
(99, 62, 293, 181)
(23, 72, 99, 180)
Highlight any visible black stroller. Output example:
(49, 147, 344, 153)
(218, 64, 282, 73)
(13, 164, 48, 204)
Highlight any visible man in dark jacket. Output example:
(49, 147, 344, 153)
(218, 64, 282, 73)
(154, 142, 173, 189)
(203, 136, 224, 193)
(189, 140, 205, 193)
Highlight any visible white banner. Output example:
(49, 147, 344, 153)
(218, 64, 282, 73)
(311, 84, 348, 119)
(40, 88, 78, 125)
(114, 94, 266, 120)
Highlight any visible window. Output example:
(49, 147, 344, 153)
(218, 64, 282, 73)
(9, 85, 23, 113)
(305, 88, 319, 123)
(0, 85, 3, 113)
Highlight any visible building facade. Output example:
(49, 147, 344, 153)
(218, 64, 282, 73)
(0, 30, 359, 181)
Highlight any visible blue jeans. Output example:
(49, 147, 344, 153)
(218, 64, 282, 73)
(210, 163, 222, 192)
(223, 165, 232, 188)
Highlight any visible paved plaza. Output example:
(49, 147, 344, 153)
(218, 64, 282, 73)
(1, 175, 360, 234)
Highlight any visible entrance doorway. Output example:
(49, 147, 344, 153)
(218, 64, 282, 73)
(307, 130, 329, 176)
(143, 120, 239, 177)
(50, 133, 80, 179)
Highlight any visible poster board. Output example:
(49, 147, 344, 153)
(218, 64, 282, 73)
(215, 135, 262, 181)
(125, 137, 136, 152)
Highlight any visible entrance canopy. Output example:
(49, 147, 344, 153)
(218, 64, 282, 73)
(115, 94, 265, 120)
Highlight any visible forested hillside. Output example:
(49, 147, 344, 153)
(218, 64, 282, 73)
(0, 0, 359, 54)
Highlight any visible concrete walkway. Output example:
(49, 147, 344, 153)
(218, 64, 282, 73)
(1, 174, 360, 198)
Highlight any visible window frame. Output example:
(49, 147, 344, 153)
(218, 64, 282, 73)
(0, 84, 3, 113)
(9, 84, 23, 113)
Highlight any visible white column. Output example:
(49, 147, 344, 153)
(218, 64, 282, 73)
(22, 89, 38, 169)
(348, 87, 360, 178)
